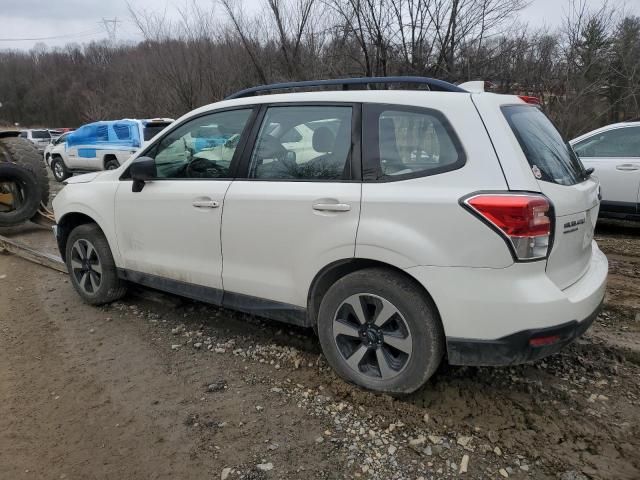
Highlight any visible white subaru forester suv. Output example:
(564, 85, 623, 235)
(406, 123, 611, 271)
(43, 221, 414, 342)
(52, 77, 608, 394)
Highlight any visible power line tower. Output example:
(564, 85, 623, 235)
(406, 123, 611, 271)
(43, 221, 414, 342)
(102, 17, 120, 43)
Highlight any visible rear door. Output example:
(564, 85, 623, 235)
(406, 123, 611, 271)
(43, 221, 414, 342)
(572, 125, 640, 214)
(500, 103, 599, 289)
(221, 104, 361, 313)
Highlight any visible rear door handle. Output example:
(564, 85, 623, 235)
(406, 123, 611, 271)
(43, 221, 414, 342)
(312, 202, 351, 212)
(192, 200, 220, 208)
(616, 164, 640, 171)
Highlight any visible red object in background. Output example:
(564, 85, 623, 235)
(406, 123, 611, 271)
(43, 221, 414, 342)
(519, 95, 541, 105)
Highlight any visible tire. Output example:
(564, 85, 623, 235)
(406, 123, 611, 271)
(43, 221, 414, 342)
(50, 157, 71, 182)
(0, 137, 50, 205)
(65, 223, 127, 305)
(0, 163, 41, 227)
(104, 157, 120, 170)
(317, 268, 445, 394)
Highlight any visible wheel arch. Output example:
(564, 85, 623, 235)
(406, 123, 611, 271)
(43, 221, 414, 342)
(56, 212, 108, 262)
(103, 154, 118, 169)
(307, 258, 443, 329)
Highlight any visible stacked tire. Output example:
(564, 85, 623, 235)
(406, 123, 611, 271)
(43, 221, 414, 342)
(0, 136, 50, 227)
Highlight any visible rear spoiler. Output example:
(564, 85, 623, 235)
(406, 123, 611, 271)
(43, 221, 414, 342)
(458, 80, 541, 105)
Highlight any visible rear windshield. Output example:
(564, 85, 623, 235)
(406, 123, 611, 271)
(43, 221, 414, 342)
(502, 105, 586, 186)
(32, 130, 51, 139)
(143, 122, 171, 141)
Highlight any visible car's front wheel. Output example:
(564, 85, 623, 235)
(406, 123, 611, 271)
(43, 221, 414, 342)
(65, 223, 127, 305)
(50, 157, 70, 182)
(317, 268, 444, 394)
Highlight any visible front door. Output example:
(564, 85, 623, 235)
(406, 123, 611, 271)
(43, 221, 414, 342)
(114, 107, 256, 297)
(221, 104, 361, 310)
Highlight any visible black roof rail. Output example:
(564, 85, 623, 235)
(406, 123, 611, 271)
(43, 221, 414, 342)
(225, 76, 467, 100)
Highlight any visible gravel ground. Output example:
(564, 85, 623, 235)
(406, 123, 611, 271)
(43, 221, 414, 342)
(0, 214, 638, 480)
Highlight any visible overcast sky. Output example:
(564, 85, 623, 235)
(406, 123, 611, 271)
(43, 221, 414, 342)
(0, 0, 638, 51)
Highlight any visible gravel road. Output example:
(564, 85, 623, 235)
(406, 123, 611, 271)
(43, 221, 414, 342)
(0, 219, 638, 480)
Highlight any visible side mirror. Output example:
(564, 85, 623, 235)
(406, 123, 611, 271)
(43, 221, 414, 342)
(130, 156, 156, 192)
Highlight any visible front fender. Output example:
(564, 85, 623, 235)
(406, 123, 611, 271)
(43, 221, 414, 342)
(53, 182, 120, 265)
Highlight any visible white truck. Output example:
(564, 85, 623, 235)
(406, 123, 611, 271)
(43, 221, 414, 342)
(49, 118, 173, 182)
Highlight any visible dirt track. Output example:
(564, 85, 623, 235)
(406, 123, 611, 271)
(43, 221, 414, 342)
(0, 219, 639, 480)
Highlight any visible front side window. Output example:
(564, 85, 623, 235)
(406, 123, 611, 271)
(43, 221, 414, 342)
(96, 125, 109, 142)
(503, 105, 586, 186)
(573, 126, 640, 158)
(150, 109, 252, 179)
(363, 105, 464, 180)
(249, 106, 352, 180)
(55, 132, 69, 145)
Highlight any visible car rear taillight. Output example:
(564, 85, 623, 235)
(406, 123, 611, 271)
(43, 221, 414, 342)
(463, 194, 552, 261)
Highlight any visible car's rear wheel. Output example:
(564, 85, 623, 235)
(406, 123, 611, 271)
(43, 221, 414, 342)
(105, 158, 119, 170)
(65, 223, 127, 305)
(317, 268, 444, 394)
(51, 157, 70, 182)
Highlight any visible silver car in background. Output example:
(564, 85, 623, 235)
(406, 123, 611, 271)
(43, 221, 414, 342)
(19, 129, 52, 152)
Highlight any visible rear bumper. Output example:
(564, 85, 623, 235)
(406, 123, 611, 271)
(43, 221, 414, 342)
(405, 241, 607, 366)
(446, 301, 602, 366)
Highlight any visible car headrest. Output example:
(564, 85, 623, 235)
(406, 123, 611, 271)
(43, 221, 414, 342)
(312, 127, 336, 153)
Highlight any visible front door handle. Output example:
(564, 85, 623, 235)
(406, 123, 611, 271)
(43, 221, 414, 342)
(192, 199, 220, 208)
(312, 202, 351, 212)
(616, 164, 640, 171)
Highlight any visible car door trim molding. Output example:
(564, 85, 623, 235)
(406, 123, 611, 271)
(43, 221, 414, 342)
(117, 268, 308, 327)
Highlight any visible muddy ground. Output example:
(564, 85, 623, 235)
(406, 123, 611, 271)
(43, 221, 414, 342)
(0, 180, 638, 479)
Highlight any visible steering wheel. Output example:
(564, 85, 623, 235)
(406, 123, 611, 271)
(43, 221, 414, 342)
(185, 157, 227, 178)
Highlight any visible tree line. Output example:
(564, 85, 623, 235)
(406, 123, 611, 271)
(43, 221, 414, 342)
(0, 0, 638, 139)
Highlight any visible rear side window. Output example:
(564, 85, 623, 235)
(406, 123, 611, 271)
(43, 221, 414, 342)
(363, 105, 464, 181)
(502, 105, 586, 186)
(113, 123, 132, 141)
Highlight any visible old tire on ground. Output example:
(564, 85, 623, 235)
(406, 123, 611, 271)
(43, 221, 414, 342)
(317, 268, 445, 394)
(50, 157, 71, 182)
(65, 223, 127, 305)
(0, 137, 50, 205)
(0, 163, 42, 227)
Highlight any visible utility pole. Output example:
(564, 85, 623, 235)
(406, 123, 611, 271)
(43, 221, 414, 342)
(102, 18, 120, 43)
